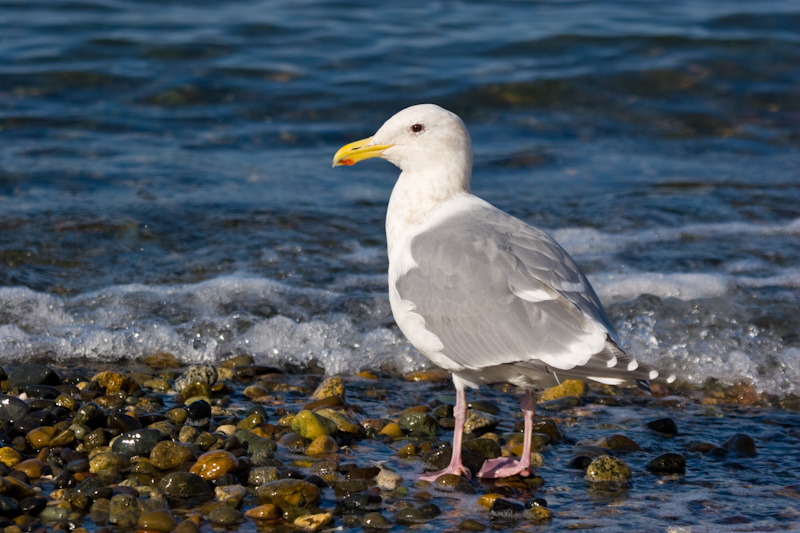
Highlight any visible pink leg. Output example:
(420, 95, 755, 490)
(478, 389, 536, 478)
(420, 387, 471, 480)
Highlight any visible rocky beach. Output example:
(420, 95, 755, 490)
(0, 358, 797, 532)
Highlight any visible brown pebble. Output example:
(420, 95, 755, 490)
(189, 450, 238, 481)
(306, 435, 338, 455)
(458, 518, 486, 531)
(245, 503, 281, 520)
(137, 509, 177, 533)
(397, 443, 417, 458)
(13, 458, 43, 479)
(379, 423, 403, 438)
(304, 395, 344, 410)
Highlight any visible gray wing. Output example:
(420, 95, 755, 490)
(395, 203, 651, 382)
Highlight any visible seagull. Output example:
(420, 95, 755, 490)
(333, 104, 668, 479)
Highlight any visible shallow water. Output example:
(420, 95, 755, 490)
(1, 0, 798, 398)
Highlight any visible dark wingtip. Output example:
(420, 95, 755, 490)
(634, 379, 651, 394)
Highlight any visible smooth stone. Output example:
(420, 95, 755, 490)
(646, 417, 679, 436)
(75, 477, 113, 500)
(291, 411, 337, 439)
(215, 484, 247, 506)
(393, 507, 429, 525)
(585, 455, 632, 482)
(257, 479, 321, 509)
(111, 428, 162, 458)
(458, 518, 486, 531)
(208, 506, 243, 526)
(137, 509, 177, 533)
(379, 423, 403, 438)
(245, 503, 281, 520)
(531, 418, 563, 444)
(91, 371, 139, 395)
(39, 504, 70, 522)
(363, 512, 392, 529)
(462, 438, 502, 460)
(398, 411, 438, 437)
(345, 466, 381, 480)
(538, 379, 586, 401)
(8, 364, 61, 391)
(74, 402, 105, 428)
(89, 452, 131, 475)
(158, 472, 213, 503)
(174, 365, 217, 394)
(175, 518, 202, 533)
(107, 412, 142, 433)
(18, 494, 47, 515)
(464, 411, 498, 435)
(341, 493, 382, 512)
(376, 469, 402, 490)
(189, 450, 238, 481)
(489, 497, 526, 518)
(310, 376, 345, 400)
(13, 459, 43, 479)
(595, 434, 642, 452)
(0, 494, 20, 517)
(150, 441, 195, 470)
(108, 493, 139, 527)
(236, 412, 263, 430)
(248, 466, 280, 486)
(0, 394, 30, 423)
(147, 421, 177, 439)
(179, 381, 212, 402)
(307, 435, 338, 455)
(314, 408, 362, 435)
(646, 453, 686, 474)
(333, 480, 367, 499)
(294, 511, 333, 531)
(184, 399, 212, 421)
(433, 473, 461, 491)
(722, 433, 757, 457)
(0, 447, 23, 467)
(304, 395, 344, 410)
(53, 394, 76, 411)
(234, 429, 278, 458)
(422, 447, 483, 476)
(538, 396, 582, 411)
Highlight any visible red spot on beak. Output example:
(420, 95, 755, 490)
(340, 158, 355, 166)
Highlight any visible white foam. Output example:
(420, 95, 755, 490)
(590, 272, 731, 303)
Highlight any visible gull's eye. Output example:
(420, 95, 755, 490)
(410, 123, 424, 134)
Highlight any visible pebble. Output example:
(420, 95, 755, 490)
(257, 479, 321, 509)
(376, 469, 402, 490)
(311, 376, 345, 400)
(594, 434, 642, 452)
(398, 411, 438, 437)
(208, 506, 243, 526)
(585, 455, 632, 483)
(91, 371, 139, 395)
(646, 417, 679, 436)
(363, 512, 393, 529)
(722, 433, 757, 457)
(307, 435, 338, 455)
(0, 393, 31, 422)
(174, 365, 218, 394)
(8, 363, 62, 391)
(149, 441, 195, 469)
(158, 472, 214, 503)
(294, 511, 333, 531)
(137, 509, 177, 533)
(111, 428, 162, 458)
(464, 410, 498, 434)
(291, 410, 338, 439)
(538, 379, 586, 401)
(245, 503, 281, 520)
(646, 453, 687, 474)
(189, 450, 239, 481)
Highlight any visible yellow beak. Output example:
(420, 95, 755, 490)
(332, 137, 393, 167)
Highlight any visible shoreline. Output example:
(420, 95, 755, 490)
(0, 356, 797, 532)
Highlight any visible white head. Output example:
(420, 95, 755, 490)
(333, 104, 473, 191)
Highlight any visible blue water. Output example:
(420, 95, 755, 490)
(1, 0, 799, 397)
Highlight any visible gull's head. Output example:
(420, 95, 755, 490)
(332, 104, 472, 179)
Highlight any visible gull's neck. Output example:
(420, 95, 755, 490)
(386, 164, 471, 257)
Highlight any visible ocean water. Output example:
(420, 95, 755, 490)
(1, 0, 799, 398)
